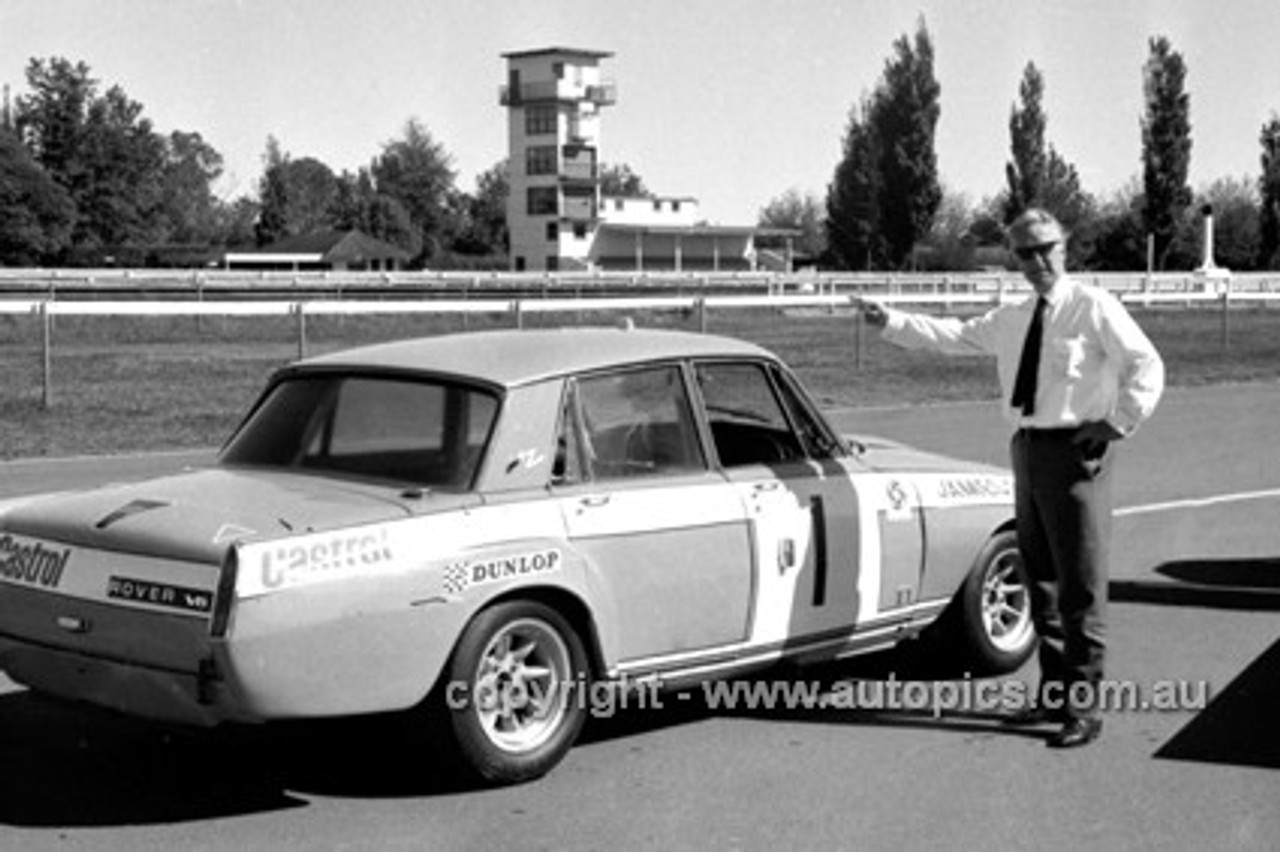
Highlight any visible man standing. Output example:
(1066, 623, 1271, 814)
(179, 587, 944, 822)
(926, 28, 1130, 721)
(860, 208, 1164, 748)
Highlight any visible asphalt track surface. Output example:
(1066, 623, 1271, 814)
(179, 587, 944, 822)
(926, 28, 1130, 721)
(1, 383, 1278, 851)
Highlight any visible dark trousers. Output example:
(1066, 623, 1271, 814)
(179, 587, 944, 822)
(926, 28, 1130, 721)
(1011, 427, 1112, 719)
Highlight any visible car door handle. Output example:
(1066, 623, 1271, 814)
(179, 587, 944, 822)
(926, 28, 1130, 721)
(752, 481, 781, 493)
(579, 494, 612, 508)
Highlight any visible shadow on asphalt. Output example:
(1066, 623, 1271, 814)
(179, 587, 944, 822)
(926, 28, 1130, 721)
(0, 692, 498, 827)
(1155, 637, 1280, 771)
(0, 633, 1026, 827)
(1111, 558, 1280, 611)
(1113, 558, 1280, 771)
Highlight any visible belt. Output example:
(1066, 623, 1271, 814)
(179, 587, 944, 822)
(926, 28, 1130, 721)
(1015, 426, 1081, 440)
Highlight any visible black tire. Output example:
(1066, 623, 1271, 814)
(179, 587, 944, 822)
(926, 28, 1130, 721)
(954, 530, 1036, 674)
(439, 600, 588, 784)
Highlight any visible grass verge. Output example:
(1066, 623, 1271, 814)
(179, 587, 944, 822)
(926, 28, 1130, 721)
(2, 306, 1278, 459)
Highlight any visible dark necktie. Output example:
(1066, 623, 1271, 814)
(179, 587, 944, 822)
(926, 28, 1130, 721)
(1011, 297, 1048, 415)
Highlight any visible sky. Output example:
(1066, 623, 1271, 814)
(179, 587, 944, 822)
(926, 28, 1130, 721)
(3, 0, 1278, 225)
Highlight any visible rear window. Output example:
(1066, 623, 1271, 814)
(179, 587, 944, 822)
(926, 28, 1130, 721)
(221, 374, 499, 489)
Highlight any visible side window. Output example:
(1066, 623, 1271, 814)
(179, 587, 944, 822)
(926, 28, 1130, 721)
(695, 362, 805, 467)
(554, 366, 704, 483)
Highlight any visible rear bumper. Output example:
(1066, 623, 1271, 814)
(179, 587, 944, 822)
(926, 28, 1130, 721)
(0, 638, 258, 727)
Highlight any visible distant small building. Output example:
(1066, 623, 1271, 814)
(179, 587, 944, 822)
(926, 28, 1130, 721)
(222, 229, 411, 272)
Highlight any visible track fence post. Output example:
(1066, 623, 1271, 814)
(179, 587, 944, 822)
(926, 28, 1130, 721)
(295, 302, 308, 360)
(40, 300, 53, 409)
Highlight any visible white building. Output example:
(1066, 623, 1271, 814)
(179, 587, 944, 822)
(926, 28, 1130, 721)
(500, 47, 791, 273)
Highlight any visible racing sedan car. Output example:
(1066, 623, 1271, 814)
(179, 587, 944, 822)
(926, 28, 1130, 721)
(0, 327, 1033, 784)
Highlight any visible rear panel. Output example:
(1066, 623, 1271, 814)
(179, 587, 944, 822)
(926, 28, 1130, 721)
(0, 532, 222, 710)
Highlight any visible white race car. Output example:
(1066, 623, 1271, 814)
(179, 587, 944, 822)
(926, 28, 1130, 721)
(0, 327, 1033, 783)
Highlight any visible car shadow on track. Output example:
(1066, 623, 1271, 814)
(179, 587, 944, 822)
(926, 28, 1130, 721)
(650, 633, 1059, 746)
(7, 557, 1274, 827)
(1113, 558, 1280, 771)
(0, 691, 306, 827)
(0, 634, 1043, 828)
(0, 692, 500, 827)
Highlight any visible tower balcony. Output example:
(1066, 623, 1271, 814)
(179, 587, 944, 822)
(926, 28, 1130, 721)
(584, 82, 617, 106)
(499, 80, 617, 107)
(559, 161, 599, 184)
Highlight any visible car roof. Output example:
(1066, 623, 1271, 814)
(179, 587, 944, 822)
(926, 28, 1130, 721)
(291, 327, 775, 388)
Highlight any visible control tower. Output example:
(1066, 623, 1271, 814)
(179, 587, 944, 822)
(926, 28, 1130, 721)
(499, 47, 616, 272)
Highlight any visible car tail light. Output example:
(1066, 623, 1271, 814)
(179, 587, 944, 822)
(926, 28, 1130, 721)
(210, 546, 239, 638)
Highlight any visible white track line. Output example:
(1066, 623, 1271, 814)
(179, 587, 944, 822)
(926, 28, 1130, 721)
(1116, 488, 1280, 517)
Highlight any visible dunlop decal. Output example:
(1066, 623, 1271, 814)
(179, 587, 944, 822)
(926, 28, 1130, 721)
(441, 548, 562, 595)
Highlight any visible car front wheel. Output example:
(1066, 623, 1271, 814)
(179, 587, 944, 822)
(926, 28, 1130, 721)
(955, 530, 1036, 674)
(440, 600, 588, 784)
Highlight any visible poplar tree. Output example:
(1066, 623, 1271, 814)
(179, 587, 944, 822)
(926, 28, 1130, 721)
(872, 19, 942, 268)
(1003, 63, 1093, 257)
(1259, 115, 1280, 269)
(826, 18, 940, 270)
(1004, 62, 1047, 220)
(825, 98, 880, 269)
(1141, 36, 1193, 270)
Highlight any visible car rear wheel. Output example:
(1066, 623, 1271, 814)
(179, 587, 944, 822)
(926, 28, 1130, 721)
(441, 600, 588, 784)
(955, 530, 1036, 674)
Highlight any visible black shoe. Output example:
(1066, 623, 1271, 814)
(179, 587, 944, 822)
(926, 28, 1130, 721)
(1003, 704, 1067, 726)
(1048, 716, 1102, 748)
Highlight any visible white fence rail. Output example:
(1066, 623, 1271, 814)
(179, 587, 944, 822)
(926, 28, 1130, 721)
(3, 267, 1280, 298)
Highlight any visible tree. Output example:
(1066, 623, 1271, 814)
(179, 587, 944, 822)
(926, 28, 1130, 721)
(158, 130, 223, 245)
(13, 57, 172, 263)
(599, 162, 649, 198)
(826, 19, 941, 270)
(215, 196, 260, 249)
(871, 18, 942, 268)
(255, 137, 290, 245)
(450, 159, 509, 255)
(1259, 115, 1280, 269)
(825, 97, 880, 269)
(1141, 36, 1193, 270)
(253, 137, 339, 244)
(758, 188, 826, 258)
(280, 157, 338, 235)
(1088, 179, 1147, 271)
(0, 126, 75, 264)
(371, 118, 457, 262)
(78, 84, 168, 258)
(12, 57, 95, 183)
(918, 186, 978, 270)
(1001, 62, 1095, 264)
(1004, 62, 1048, 220)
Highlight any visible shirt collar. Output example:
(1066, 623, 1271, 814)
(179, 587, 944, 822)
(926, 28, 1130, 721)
(1033, 275, 1074, 308)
